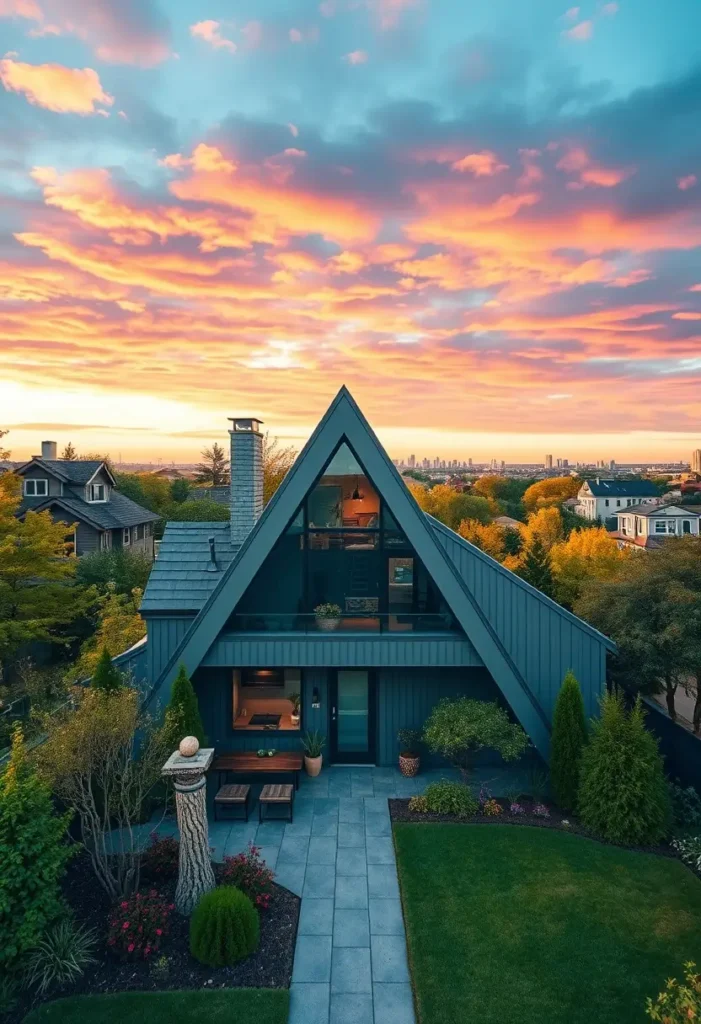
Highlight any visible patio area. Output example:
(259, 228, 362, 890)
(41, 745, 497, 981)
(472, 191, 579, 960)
(136, 763, 529, 1024)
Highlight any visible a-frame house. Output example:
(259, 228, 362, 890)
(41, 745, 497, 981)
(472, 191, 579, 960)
(136, 387, 613, 765)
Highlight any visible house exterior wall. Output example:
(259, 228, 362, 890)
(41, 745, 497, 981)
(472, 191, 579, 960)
(193, 664, 498, 766)
(114, 523, 155, 558)
(21, 467, 62, 497)
(48, 510, 101, 555)
(147, 616, 195, 681)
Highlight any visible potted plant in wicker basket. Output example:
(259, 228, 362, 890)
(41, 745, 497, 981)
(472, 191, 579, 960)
(314, 602, 342, 632)
(302, 730, 326, 776)
(398, 728, 421, 777)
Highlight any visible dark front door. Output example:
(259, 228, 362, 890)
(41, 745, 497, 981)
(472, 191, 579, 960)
(330, 670, 376, 764)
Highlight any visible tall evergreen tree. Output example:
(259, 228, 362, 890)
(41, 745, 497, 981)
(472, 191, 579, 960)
(196, 443, 229, 485)
(517, 536, 556, 598)
(550, 670, 588, 812)
(60, 442, 77, 460)
(166, 663, 206, 745)
(91, 645, 123, 691)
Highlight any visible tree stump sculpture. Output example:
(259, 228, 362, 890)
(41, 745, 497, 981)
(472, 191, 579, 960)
(161, 739, 216, 915)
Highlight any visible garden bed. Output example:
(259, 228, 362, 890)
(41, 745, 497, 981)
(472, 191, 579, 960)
(388, 797, 676, 858)
(8, 853, 299, 1024)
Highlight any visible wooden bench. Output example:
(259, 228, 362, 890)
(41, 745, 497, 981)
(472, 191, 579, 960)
(211, 751, 304, 791)
(259, 783, 294, 823)
(214, 783, 250, 822)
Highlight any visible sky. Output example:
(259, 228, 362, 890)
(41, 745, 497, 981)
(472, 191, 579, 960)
(0, 0, 700, 464)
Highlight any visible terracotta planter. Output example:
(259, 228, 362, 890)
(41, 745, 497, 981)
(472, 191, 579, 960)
(305, 754, 323, 777)
(399, 753, 420, 777)
(317, 617, 340, 632)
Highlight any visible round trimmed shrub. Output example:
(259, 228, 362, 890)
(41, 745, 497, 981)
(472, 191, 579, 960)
(190, 886, 259, 967)
(423, 779, 478, 817)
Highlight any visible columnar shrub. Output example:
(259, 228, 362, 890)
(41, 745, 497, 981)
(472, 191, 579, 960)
(166, 663, 206, 746)
(550, 670, 588, 813)
(0, 727, 73, 974)
(578, 693, 671, 844)
(107, 891, 174, 960)
(220, 842, 275, 910)
(190, 886, 259, 967)
(91, 646, 123, 691)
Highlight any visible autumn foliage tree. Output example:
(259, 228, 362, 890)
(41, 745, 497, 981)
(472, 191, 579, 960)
(263, 433, 296, 505)
(523, 476, 580, 512)
(550, 527, 630, 608)
(68, 584, 145, 682)
(407, 481, 495, 529)
(457, 520, 507, 561)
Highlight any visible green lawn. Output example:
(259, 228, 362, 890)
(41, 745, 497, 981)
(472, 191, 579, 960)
(394, 824, 701, 1024)
(23, 988, 289, 1024)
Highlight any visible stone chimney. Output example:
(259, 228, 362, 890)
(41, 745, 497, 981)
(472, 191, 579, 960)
(41, 440, 57, 460)
(228, 418, 264, 545)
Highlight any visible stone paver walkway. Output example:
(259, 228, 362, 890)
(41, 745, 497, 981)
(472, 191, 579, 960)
(134, 763, 529, 1024)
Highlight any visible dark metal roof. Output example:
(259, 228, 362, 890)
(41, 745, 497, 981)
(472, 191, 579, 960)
(583, 479, 659, 497)
(18, 492, 160, 530)
(140, 522, 240, 612)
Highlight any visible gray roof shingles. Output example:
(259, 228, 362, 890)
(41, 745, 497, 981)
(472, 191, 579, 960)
(584, 479, 659, 497)
(18, 491, 160, 530)
(141, 522, 239, 613)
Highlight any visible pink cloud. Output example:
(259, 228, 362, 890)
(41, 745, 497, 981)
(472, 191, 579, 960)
(288, 123, 299, 137)
(0, 0, 42, 18)
(289, 27, 302, 42)
(241, 20, 263, 48)
(678, 175, 697, 191)
(190, 20, 236, 53)
(374, 0, 420, 31)
(602, 2, 618, 14)
(557, 146, 632, 187)
(672, 312, 701, 321)
(0, 58, 113, 114)
(451, 151, 508, 177)
(344, 50, 368, 65)
(563, 20, 593, 41)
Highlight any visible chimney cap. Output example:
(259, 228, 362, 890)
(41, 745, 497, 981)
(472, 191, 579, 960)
(228, 417, 264, 434)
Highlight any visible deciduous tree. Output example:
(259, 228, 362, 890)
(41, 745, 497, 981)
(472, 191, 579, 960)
(68, 585, 145, 682)
(407, 481, 495, 529)
(550, 527, 630, 608)
(263, 433, 296, 504)
(519, 506, 564, 552)
(523, 476, 580, 512)
(457, 519, 507, 561)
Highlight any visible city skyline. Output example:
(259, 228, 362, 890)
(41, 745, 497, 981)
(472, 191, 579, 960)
(1, 1, 700, 457)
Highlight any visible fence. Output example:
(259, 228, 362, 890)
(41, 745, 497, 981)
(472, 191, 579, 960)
(642, 696, 701, 791)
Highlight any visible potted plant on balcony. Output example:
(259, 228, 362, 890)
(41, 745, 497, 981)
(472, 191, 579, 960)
(302, 730, 325, 776)
(289, 691, 301, 727)
(314, 602, 342, 632)
(398, 727, 422, 777)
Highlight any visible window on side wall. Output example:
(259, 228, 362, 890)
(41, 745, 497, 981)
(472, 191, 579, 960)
(24, 478, 48, 497)
(123, 528, 130, 546)
(232, 668, 302, 732)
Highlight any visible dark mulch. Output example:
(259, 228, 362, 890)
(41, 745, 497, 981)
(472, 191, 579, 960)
(388, 797, 675, 858)
(10, 855, 299, 1024)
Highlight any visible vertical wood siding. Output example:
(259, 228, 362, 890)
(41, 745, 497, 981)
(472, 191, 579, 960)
(199, 634, 482, 668)
(432, 522, 608, 720)
(147, 617, 194, 682)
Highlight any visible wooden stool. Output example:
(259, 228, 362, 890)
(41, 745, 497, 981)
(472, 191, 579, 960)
(259, 783, 294, 823)
(214, 783, 251, 822)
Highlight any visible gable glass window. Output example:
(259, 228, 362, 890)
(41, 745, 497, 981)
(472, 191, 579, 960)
(89, 483, 106, 502)
(24, 479, 48, 497)
(229, 439, 458, 634)
(232, 668, 301, 731)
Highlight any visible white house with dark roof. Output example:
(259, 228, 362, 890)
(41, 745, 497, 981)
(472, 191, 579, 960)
(575, 478, 661, 521)
(15, 441, 160, 557)
(610, 502, 701, 550)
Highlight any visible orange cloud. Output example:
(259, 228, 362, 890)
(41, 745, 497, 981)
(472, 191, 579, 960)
(0, 58, 113, 114)
(672, 312, 701, 321)
(556, 146, 632, 188)
(0, 0, 41, 16)
(190, 20, 236, 53)
(451, 151, 508, 177)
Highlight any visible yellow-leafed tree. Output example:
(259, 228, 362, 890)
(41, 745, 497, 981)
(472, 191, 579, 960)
(457, 520, 507, 561)
(523, 476, 580, 512)
(550, 527, 631, 608)
(68, 584, 145, 681)
(519, 506, 564, 553)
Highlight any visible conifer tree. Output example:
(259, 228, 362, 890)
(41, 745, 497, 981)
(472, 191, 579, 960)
(517, 536, 556, 598)
(550, 670, 587, 812)
(91, 645, 123, 691)
(166, 663, 206, 745)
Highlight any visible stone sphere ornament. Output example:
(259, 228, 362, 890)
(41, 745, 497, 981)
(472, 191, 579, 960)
(179, 736, 200, 758)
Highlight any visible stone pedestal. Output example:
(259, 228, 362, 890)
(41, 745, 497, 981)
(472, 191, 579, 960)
(161, 746, 216, 915)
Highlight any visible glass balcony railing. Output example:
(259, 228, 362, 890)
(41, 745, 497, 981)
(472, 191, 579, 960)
(227, 612, 459, 634)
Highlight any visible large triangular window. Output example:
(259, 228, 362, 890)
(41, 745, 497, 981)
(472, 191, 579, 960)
(228, 440, 457, 633)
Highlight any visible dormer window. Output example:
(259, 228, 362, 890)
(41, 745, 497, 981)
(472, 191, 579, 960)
(24, 479, 48, 497)
(89, 483, 107, 502)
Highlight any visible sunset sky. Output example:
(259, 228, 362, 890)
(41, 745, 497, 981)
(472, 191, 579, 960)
(1, 0, 700, 464)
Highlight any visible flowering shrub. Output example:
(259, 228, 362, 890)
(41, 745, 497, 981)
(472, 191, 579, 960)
(220, 842, 275, 910)
(672, 834, 701, 872)
(646, 961, 701, 1022)
(408, 795, 428, 813)
(482, 798, 503, 816)
(532, 803, 550, 818)
(107, 891, 173, 960)
(423, 780, 478, 817)
(141, 831, 179, 879)
(510, 802, 525, 815)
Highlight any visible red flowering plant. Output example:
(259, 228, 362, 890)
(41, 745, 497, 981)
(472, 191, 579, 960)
(220, 842, 275, 910)
(141, 831, 180, 879)
(107, 890, 174, 960)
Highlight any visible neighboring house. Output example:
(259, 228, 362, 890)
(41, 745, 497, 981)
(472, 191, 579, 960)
(610, 502, 701, 550)
(575, 478, 660, 521)
(133, 389, 614, 766)
(190, 486, 230, 506)
(494, 515, 522, 531)
(0, 460, 22, 475)
(15, 442, 160, 557)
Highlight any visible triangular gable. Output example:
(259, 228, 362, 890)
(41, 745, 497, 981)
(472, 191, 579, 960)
(18, 495, 106, 531)
(148, 386, 554, 754)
